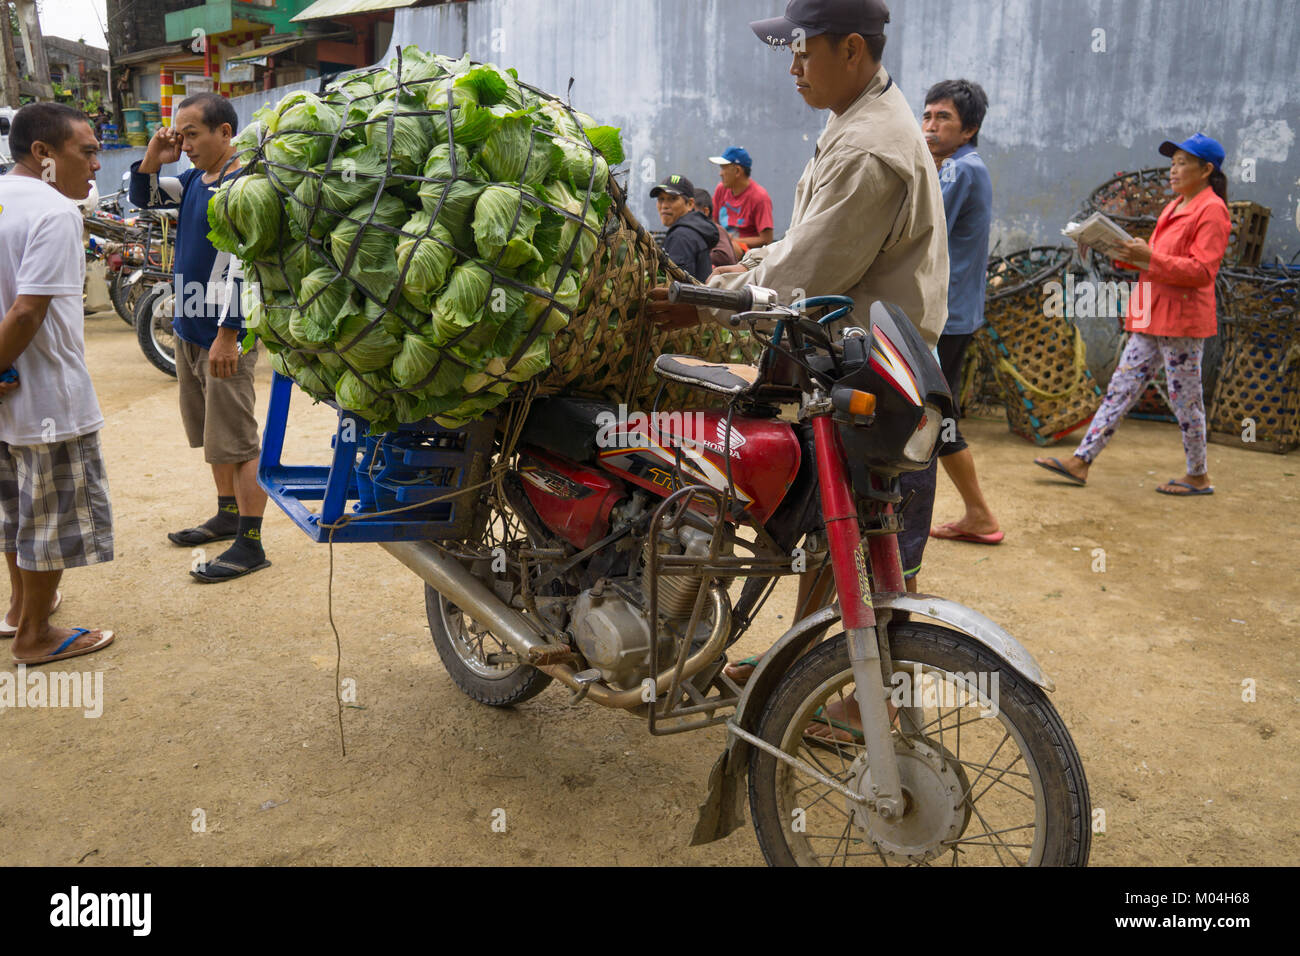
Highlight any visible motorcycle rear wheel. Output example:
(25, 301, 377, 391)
(424, 490, 553, 707)
(109, 273, 141, 326)
(425, 587, 553, 707)
(748, 623, 1090, 866)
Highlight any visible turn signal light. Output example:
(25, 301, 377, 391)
(846, 390, 876, 416)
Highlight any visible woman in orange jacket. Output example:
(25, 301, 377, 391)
(1036, 133, 1231, 495)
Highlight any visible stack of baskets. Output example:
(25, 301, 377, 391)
(897, 164, 1295, 451)
(540, 193, 762, 410)
(973, 247, 1104, 445)
(1208, 266, 1300, 452)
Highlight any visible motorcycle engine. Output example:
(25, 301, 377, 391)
(570, 525, 730, 690)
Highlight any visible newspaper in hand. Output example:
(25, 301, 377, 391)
(1062, 212, 1135, 260)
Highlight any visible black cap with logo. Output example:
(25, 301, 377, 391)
(751, 0, 891, 47)
(649, 174, 696, 200)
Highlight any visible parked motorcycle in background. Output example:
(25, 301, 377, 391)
(81, 171, 177, 377)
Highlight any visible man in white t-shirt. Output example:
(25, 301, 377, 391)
(0, 103, 115, 665)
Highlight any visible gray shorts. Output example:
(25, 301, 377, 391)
(0, 431, 114, 572)
(175, 338, 261, 464)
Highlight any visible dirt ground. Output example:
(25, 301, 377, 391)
(1, 306, 1296, 867)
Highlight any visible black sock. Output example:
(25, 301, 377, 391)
(201, 496, 239, 535)
(221, 516, 265, 565)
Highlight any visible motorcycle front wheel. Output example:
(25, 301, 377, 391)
(748, 623, 1090, 866)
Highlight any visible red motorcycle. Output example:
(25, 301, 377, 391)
(382, 282, 1091, 866)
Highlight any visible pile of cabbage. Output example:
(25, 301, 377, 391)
(209, 46, 624, 430)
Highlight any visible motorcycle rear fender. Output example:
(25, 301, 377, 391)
(690, 593, 1055, 845)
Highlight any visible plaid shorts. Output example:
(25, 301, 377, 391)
(0, 431, 114, 572)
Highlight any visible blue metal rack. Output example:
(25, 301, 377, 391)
(258, 371, 494, 543)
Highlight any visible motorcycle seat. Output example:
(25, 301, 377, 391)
(518, 395, 616, 464)
(653, 354, 760, 397)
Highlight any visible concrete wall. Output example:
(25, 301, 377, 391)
(387, 0, 1300, 262)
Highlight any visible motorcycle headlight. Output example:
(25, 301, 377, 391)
(902, 404, 942, 463)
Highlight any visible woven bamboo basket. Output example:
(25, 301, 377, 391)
(1226, 201, 1271, 269)
(1080, 167, 1170, 232)
(982, 247, 1104, 445)
(956, 326, 1006, 419)
(541, 179, 762, 409)
(1208, 268, 1300, 452)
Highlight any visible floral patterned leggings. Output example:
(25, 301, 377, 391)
(1074, 333, 1208, 475)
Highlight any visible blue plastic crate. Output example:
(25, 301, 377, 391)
(259, 371, 495, 543)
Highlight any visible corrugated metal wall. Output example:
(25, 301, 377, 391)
(387, 0, 1300, 261)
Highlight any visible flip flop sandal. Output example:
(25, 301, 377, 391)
(722, 655, 760, 683)
(1033, 457, 1087, 486)
(190, 557, 272, 583)
(929, 524, 1005, 545)
(0, 589, 62, 637)
(13, 627, 115, 666)
(168, 526, 238, 546)
(803, 704, 865, 745)
(1156, 479, 1214, 496)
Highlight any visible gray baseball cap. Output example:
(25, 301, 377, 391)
(751, 0, 890, 47)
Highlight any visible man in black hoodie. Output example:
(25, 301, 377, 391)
(650, 174, 720, 281)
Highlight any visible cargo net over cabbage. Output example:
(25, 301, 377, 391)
(208, 47, 625, 432)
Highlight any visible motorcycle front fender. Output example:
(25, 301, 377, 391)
(689, 593, 1055, 845)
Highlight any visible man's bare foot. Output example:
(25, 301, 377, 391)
(3, 589, 61, 632)
(12, 625, 110, 662)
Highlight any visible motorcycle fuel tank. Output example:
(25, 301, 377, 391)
(595, 409, 801, 524)
(517, 447, 626, 549)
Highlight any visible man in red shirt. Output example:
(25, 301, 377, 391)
(709, 146, 775, 260)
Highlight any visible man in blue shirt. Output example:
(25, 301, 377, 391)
(921, 79, 1002, 544)
(130, 93, 270, 582)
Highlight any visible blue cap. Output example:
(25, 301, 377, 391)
(1158, 133, 1226, 171)
(709, 146, 753, 170)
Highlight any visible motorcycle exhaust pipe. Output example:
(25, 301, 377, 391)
(380, 540, 554, 659)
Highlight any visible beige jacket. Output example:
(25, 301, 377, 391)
(704, 67, 950, 346)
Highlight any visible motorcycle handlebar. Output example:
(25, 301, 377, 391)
(668, 282, 753, 313)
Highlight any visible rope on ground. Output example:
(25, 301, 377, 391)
(994, 327, 1089, 401)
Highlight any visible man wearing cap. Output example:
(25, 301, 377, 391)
(709, 146, 775, 260)
(649, 0, 950, 696)
(651, 174, 722, 282)
(653, 0, 948, 345)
